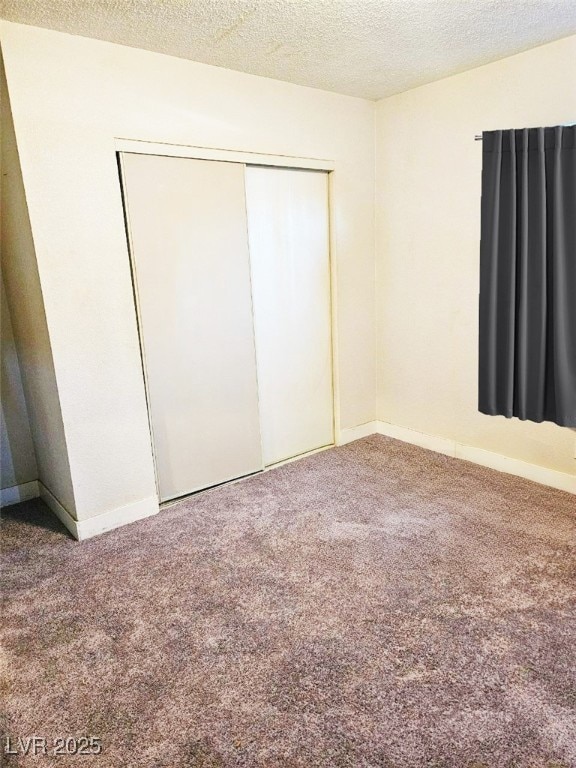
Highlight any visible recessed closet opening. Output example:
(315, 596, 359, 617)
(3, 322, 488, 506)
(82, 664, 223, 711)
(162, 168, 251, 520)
(118, 148, 336, 503)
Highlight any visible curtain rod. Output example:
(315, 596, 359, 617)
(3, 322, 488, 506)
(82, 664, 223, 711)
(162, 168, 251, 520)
(475, 125, 575, 141)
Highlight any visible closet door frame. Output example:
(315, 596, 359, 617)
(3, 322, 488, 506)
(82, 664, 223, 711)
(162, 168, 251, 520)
(115, 138, 340, 494)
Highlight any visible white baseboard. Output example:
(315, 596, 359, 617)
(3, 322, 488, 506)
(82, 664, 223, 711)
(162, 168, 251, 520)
(377, 421, 575, 495)
(375, 421, 455, 457)
(339, 420, 575, 495)
(39, 482, 159, 541)
(0, 480, 40, 507)
(453, 443, 576, 495)
(338, 421, 380, 445)
(74, 495, 159, 540)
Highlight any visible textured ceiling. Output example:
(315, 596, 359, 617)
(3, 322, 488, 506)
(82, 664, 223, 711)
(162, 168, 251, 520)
(1, 0, 576, 100)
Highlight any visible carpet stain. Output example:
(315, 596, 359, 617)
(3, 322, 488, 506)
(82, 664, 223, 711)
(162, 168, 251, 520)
(1, 435, 575, 767)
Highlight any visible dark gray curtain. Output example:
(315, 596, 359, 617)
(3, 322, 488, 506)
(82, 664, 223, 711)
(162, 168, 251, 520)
(479, 126, 576, 427)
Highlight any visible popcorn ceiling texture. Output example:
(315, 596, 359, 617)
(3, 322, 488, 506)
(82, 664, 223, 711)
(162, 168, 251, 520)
(1, 0, 575, 99)
(2, 435, 575, 767)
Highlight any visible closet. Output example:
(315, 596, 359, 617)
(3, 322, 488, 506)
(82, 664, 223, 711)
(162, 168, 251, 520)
(119, 152, 333, 502)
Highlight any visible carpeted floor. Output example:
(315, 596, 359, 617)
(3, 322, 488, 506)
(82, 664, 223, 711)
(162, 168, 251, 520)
(1, 435, 575, 767)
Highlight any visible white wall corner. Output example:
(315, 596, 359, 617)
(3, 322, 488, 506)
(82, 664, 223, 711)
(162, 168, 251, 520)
(0, 480, 39, 507)
(39, 482, 79, 538)
(39, 482, 159, 541)
(338, 421, 380, 445)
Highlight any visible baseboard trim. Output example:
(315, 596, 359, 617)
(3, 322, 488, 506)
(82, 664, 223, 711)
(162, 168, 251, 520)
(39, 482, 159, 541)
(339, 420, 575, 494)
(0, 480, 40, 507)
(73, 495, 159, 541)
(338, 421, 380, 445)
(376, 421, 455, 457)
(376, 421, 575, 495)
(453, 443, 576, 495)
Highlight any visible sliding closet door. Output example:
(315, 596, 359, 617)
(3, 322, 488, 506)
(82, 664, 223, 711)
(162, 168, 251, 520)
(120, 153, 262, 501)
(245, 166, 333, 465)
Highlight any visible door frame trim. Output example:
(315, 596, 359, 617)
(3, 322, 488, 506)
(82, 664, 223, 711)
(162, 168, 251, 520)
(114, 138, 334, 171)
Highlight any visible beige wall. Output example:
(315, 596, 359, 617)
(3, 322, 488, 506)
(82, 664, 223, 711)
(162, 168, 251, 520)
(1, 63, 76, 508)
(375, 35, 576, 475)
(0, 22, 377, 522)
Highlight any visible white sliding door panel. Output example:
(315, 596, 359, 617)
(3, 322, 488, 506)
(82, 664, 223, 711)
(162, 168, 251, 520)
(120, 154, 263, 501)
(246, 166, 334, 465)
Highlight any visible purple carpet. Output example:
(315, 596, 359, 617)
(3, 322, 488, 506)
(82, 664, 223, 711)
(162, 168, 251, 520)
(2, 435, 575, 767)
